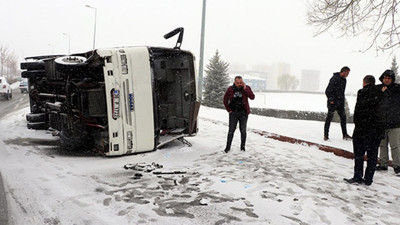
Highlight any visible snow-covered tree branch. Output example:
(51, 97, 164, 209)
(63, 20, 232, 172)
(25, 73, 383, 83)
(307, 0, 400, 51)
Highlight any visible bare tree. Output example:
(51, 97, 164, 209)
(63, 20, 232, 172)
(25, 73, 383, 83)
(307, 0, 400, 51)
(278, 74, 299, 91)
(6, 52, 18, 78)
(0, 45, 9, 76)
(0, 45, 19, 79)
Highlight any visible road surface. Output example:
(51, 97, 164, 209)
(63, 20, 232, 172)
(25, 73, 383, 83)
(0, 86, 29, 225)
(0, 88, 30, 120)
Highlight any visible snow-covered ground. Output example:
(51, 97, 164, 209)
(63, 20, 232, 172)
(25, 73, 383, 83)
(201, 106, 354, 151)
(252, 92, 357, 113)
(1, 106, 399, 225)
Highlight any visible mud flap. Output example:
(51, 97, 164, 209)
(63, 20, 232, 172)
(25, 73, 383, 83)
(188, 100, 200, 135)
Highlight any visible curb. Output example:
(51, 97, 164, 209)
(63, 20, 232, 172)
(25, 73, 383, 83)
(0, 171, 8, 225)
(200, 116, 392, 164)
(250, 128, 393, 166)
(250, 129, 354, 159)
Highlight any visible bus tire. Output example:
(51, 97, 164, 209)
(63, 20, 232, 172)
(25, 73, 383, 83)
(27, 121, 47, 130)
(54, 56, 87, 74)
(26, 113, 46, 123)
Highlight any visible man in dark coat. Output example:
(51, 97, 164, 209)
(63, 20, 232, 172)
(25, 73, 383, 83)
(344, 75, 384, 186)
(375, 70, 400, 174)
(223, 76, 255, 153)
(324, 66, 352, 141)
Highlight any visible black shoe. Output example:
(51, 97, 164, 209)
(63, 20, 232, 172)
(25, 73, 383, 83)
(324, 136, 329, 141)
(344, 177, 364, 185)
(394, 167, 400, 174)
(224, 148, 230, 153)
(240, 147, 245, 151)
(375, 165, 388, 171)
(343, 134, 352, 140)
(364, 180, 372, 186)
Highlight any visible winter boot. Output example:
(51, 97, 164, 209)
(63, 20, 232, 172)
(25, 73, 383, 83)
(375, 165, 388, 171)
(394, 166, 400, 174)
(343, 134, 352, 140)
(343, 177, 364, 185)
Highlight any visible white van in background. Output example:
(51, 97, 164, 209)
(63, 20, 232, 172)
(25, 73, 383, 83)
(0, 77, 12, 100)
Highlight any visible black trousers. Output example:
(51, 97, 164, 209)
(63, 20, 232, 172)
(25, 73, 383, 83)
(353, 137, 381, 184)
(225, 111, 248, 150)
(324, 105, 347, 137)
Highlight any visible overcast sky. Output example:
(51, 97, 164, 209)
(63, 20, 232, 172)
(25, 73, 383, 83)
(0, 0, 398, 92)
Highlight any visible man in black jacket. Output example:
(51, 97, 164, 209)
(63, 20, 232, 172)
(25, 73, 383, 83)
(324, 66, 352, 141)
(375, 70, 400, 174)
(344, 75, 384, 186)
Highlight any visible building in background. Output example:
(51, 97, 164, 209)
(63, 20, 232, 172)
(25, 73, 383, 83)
(229, 63, 248, 73)
(267, 62, 291, 90)
(229, 73, 267, 91)
(229, 62, 294, 91)
(300, 69, 320, 92)
(243, 76, 266, 91)
(251, 64, 271, 78)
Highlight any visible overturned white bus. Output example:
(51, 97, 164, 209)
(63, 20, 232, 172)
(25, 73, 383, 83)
(20, 28, 200, 156)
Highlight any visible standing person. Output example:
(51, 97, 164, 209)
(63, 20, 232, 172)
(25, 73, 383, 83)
(223, 76, 255, 153)
(375, 70, 400, 174)
(344, 75, 383, 186)
(324, 66, 352, 141)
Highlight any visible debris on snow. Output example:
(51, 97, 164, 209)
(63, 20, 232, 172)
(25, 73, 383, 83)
(199, 198, 209, 206)
(132, 173, 143, 180)
(153, 171, 187, 175)
(123, 162, 163, 172)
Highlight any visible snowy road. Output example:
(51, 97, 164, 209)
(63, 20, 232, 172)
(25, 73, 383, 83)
(0, 85, 30, 120)
(0, 84, 29, 225)
(0, 107, 400, 224)
(0, 171, 8, 225)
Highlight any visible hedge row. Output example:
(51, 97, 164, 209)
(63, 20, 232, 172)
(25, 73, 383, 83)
(251, 107, 353, 123)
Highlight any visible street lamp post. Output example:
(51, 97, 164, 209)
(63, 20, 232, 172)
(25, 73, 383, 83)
(62, 33, 70, 54)
(85, 5, 97, 50)
(198, 0, 207, 101)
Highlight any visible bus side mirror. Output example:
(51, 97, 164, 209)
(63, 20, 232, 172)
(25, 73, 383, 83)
(164, 27, 184, 50)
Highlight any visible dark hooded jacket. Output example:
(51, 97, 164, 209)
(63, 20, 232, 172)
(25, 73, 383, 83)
(223, 84, 255, 115)
(353, 84, 384, 138)
(376, 70, 400, 129)
(325, 72, 347, 108)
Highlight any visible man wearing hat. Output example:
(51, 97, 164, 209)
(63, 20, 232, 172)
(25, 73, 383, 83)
(376, 69, 400, 175)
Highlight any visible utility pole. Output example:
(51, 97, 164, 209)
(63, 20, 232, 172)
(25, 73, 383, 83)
(198, 0, 207, 101)
(85, 5, 97, 50)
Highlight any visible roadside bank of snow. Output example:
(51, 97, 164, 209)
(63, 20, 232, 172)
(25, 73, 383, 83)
(200, 106, 354, 151)
(252, 92, 357, 114)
